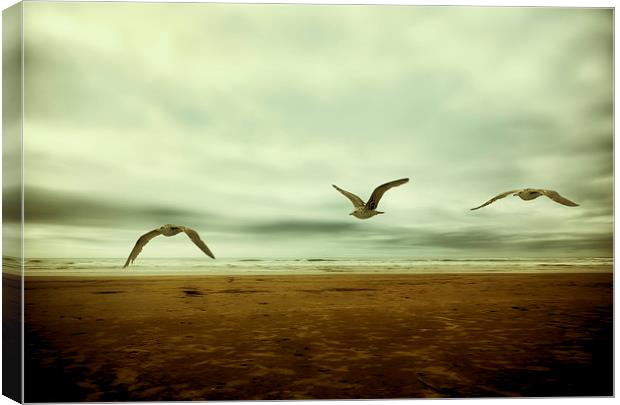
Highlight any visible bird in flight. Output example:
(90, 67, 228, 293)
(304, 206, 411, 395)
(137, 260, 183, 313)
(333, 178, 409, 219)
(470, 188, 579, 211)
(123, 224, 215, 268)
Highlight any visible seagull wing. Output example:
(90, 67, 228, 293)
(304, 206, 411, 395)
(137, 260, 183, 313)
(332, 184, 365, 208)
(470, 190, 520, 211)
(539, 189, 579, 207)
(182, 227, 215, 259)
(123, 229, 162, 268)
(366, 178, 409, 210)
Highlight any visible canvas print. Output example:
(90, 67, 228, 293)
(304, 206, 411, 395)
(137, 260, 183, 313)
(2, 1, 613, 402)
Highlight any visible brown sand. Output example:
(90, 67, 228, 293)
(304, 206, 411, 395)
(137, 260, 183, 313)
(3, 273, 22, 402)
(24, 272, 612, 401)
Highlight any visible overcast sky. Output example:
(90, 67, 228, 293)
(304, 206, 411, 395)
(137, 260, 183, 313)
(15, 3, 612, 258)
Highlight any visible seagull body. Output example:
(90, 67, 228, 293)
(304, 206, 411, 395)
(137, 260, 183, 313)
(123, 224, 214, 268)
(470, 188, 579, 211)
(333, 178, 409, 219)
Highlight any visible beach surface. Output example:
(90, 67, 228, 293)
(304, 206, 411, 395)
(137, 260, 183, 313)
(24, 271, 613, 401)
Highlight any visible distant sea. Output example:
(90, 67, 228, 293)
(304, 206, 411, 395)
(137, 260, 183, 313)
(6, 257, 613, 277)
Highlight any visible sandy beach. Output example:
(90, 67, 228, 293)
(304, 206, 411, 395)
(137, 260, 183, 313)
(24, 271, 612, 401)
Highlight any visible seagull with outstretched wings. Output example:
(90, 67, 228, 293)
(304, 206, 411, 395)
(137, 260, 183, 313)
(333, 178, 409, 219)
(470, 188, 579, 211)
(123, 224, 215, 268)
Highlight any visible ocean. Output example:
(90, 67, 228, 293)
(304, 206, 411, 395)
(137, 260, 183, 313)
(9, 257, 614, 277)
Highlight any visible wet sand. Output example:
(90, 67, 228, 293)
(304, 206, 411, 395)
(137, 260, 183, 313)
(24, 272, 613, 401)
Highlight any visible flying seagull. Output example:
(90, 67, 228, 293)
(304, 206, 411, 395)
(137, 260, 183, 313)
(333, 178, 409, 219)
(470, 188, 579, 211)
(123, 224, 215, 268)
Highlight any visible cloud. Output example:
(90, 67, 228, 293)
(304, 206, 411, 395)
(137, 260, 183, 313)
(242, 219, 362, 235)
(19, 4, 613, 258)
(373, 227, 613, 257)
(18, 186, 208, 229)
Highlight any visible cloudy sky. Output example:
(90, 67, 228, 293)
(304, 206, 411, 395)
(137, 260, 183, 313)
(13, 2, 612, 259)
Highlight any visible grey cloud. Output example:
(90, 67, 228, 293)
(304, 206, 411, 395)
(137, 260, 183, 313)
(24, 45, 137, 128)
(25, 36, 210, 132)
(566, 199, 614, 221)
(2, 186, 21, 223)
(242, 219, 362, 235)
(19, 186, 208, 229)
(516, 233, 612, 254)
(18, 4, 612, 258)
(375, 227, 612, 256)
